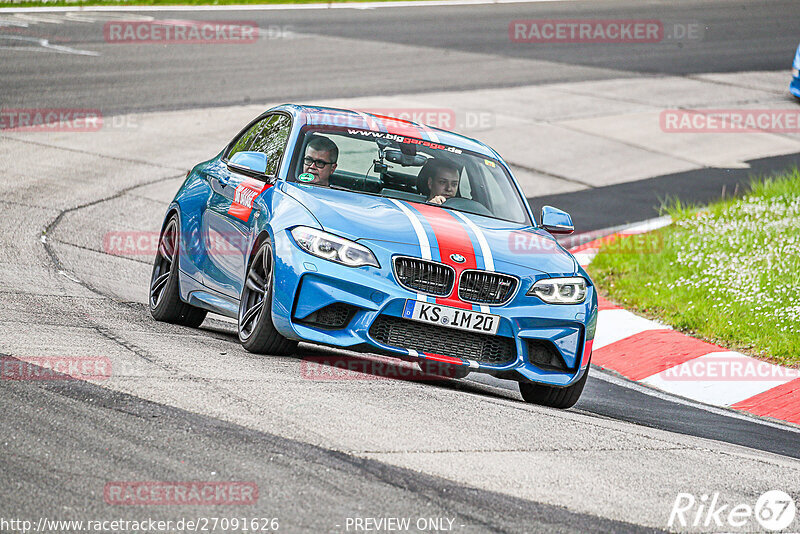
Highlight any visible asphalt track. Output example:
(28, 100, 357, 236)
(2, 0, 800, 114)
(534, 152, 800, 231)
(2, 1, 800, 532)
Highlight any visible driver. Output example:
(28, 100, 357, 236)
(301, 136, 338, 187)
(424, 159, 461, 205)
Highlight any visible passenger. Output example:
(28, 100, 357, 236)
(301, 136, 338, 187)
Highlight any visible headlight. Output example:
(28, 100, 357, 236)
(291, 227, 379, 268)
(527, 277, 587, 304)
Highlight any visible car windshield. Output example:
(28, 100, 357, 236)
(290, 127, 532, 225)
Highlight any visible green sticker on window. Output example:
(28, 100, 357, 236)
(298, 173, 315, 183)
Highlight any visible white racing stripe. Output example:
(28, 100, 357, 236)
(389, 198, 432, 303)
(451, 210, 494, 270)
(417, 122, 440, 143)
(389, 199, 431, 260)
(355, 110, 382, 132)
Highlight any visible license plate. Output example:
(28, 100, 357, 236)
(402, 300, 499, 335)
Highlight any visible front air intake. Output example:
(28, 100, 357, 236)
(526, 340, 570, 371)
(297, 303, 356, 329)
(393, 257, 455, 297)
(458, 270, 517, 305)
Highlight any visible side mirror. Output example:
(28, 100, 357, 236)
(540, 205, 574, 235)
(228, 151, 268, 176)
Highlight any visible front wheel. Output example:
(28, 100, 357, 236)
(518, 368, 589, 409)
(238, 240, 297, 355)
(149, 215, 207, 327)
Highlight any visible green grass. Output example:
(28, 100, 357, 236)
(0, 0, 409, 7)
(588, 169, 800, 366)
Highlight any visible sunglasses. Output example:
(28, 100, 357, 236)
(303, 156, 335, 168)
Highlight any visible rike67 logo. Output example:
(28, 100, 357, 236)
(668, 490, 797, 532)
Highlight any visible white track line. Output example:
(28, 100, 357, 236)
(0, 34, 99, 55)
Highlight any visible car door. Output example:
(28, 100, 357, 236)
(200, 113, 292, 299)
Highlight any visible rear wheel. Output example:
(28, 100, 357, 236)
(518, 368, 589, 409)
(149, 215, 207, 327)
(238, 240, 297, 355)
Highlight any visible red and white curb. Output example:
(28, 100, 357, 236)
(566, 215, 672, 267)
(566, 218, 800, 427)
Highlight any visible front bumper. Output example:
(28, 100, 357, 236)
(271, 230, 597, 387)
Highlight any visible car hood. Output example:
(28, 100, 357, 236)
(282, 182, 577, 275)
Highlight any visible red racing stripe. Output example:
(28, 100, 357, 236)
(423, 352, 466, 366)
(412, 203, 477, 310)
(228, 178, 271, 222)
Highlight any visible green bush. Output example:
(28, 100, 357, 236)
(589, 169, 800, 365)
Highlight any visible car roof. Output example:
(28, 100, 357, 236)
(269, 104, 501, 159)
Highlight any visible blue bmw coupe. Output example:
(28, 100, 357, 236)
(150, 105, 598, 408)
(792, 43, 800, 99)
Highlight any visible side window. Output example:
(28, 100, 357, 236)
(227, 114, 291, 176)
